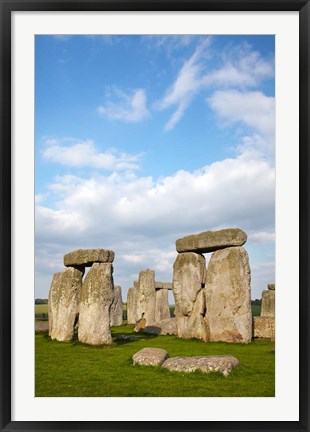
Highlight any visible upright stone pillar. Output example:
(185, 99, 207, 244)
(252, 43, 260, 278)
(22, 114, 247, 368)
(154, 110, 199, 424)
(78, 262, 114, 345)
(49, 266, 84, 342)
(126, 286, 136, 324)
(48, 272, 63, 337)
(110, 285, 123, 326)
(172, 252, 209, 341)
(254, 283, 275, 339)
(205, 246, 252, 343)
(261, 287, 275, 317)
(155, 288, 170, 322)
(135, 269, 156, 326)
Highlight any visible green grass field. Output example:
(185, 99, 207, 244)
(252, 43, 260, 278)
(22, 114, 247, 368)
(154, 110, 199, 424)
(35, 324, 274, 397)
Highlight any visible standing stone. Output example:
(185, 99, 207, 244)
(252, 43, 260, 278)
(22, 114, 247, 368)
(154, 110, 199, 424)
(135, 269, 156, 326)
(78, 263, 114, 345)
(176, 228, 247, 254)
(254, 283, 275, 339)
(253, 316, 275, 339)
(110, 285, 123, 326)
(49, 266, 84, 342)
(126, 287, 136, 324)
(155, 288, 170, 322)
(48, 272, 63, 337)
(261, 290, 275, 317)
(172, 252, 209, 341)
(205, 246, 252, 343)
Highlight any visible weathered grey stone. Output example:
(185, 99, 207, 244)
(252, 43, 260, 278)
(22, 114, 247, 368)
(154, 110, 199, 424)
(48, 272, 63, 337)
(162, 355, 239, 377)
(155, 288, 170, 322)
(64, 248, 114, 267)
(158, 318, 177, 335)
(176, 228, 247, 253)
(268, 283, 275, 290)
(181, 289, 210, 342)
(135, 269, 156, 326)
(78, 263, 114, 345)
(132, 348, 169, 366)
(205, 246, 252, 343)
(254, 316, 275, 339)
(143, 325, 161, 335)
(155, 281, 172, 290)
(49, 267, 84, 342)
(173, 252, 206, 316)
(261, 290, 275, 317)
(173, 252, 209, 341)
(126, 287, 137, 325)
(110, 285, 123, 326)
(116, 334, 140, 341)
(143, 318, 177, 336)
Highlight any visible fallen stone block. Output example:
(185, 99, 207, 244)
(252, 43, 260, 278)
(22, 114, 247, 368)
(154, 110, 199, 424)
(116, 334, 140, 341)
(132, 348, 169, 366)
(162, 355, 239, 377)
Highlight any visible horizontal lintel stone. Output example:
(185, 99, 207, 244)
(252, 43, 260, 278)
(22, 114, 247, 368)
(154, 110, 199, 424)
(176, 228, 247, 254)
(64, 249, 115, 267)
(155, 282, 172, 290)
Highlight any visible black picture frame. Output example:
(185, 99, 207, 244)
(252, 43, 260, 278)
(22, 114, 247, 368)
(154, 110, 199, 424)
(1, 1, 309, 431)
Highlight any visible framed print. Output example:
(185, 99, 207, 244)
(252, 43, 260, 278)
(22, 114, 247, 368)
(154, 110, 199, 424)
(1, 0, 309, 431)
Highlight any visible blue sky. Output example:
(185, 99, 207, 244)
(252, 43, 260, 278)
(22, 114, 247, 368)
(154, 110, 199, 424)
(35, 34, 275, 301)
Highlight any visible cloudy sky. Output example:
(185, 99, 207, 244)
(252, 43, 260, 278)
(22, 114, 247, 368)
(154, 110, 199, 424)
(35, 34, 275, 302)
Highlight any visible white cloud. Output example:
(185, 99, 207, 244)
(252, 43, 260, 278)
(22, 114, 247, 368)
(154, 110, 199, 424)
(143, 35, 195, 52)
(36, 152, 275, 300)
(42, 138, 142, 170)
(250, 231, 275, 243)
(250, 261, 275, 297)
(156, 38, 211, 130)
(203, 43, 274, 88)
(156, 40, 274, 131)
(208, 90, 275, 138)
(208, 90, 275, 161)
(98, 88, 150, 122)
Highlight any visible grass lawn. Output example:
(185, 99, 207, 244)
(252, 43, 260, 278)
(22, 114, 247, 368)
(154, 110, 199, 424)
(35, 324, 275, 397)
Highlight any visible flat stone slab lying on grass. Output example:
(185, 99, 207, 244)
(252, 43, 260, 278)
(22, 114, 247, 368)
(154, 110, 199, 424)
(132, 348, 169, 366)
(176, 228, 247, 253)
(116, 334, 140, 341)
(64, 249, 115, 267)
(161, 355, 239, 377)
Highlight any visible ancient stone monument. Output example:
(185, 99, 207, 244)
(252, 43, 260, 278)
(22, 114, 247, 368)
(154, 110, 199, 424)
(172, 228, 252, 343)
(126, 271, 172, 327)
(253, 283, 275, 339)
(48, 248, 121, 345)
